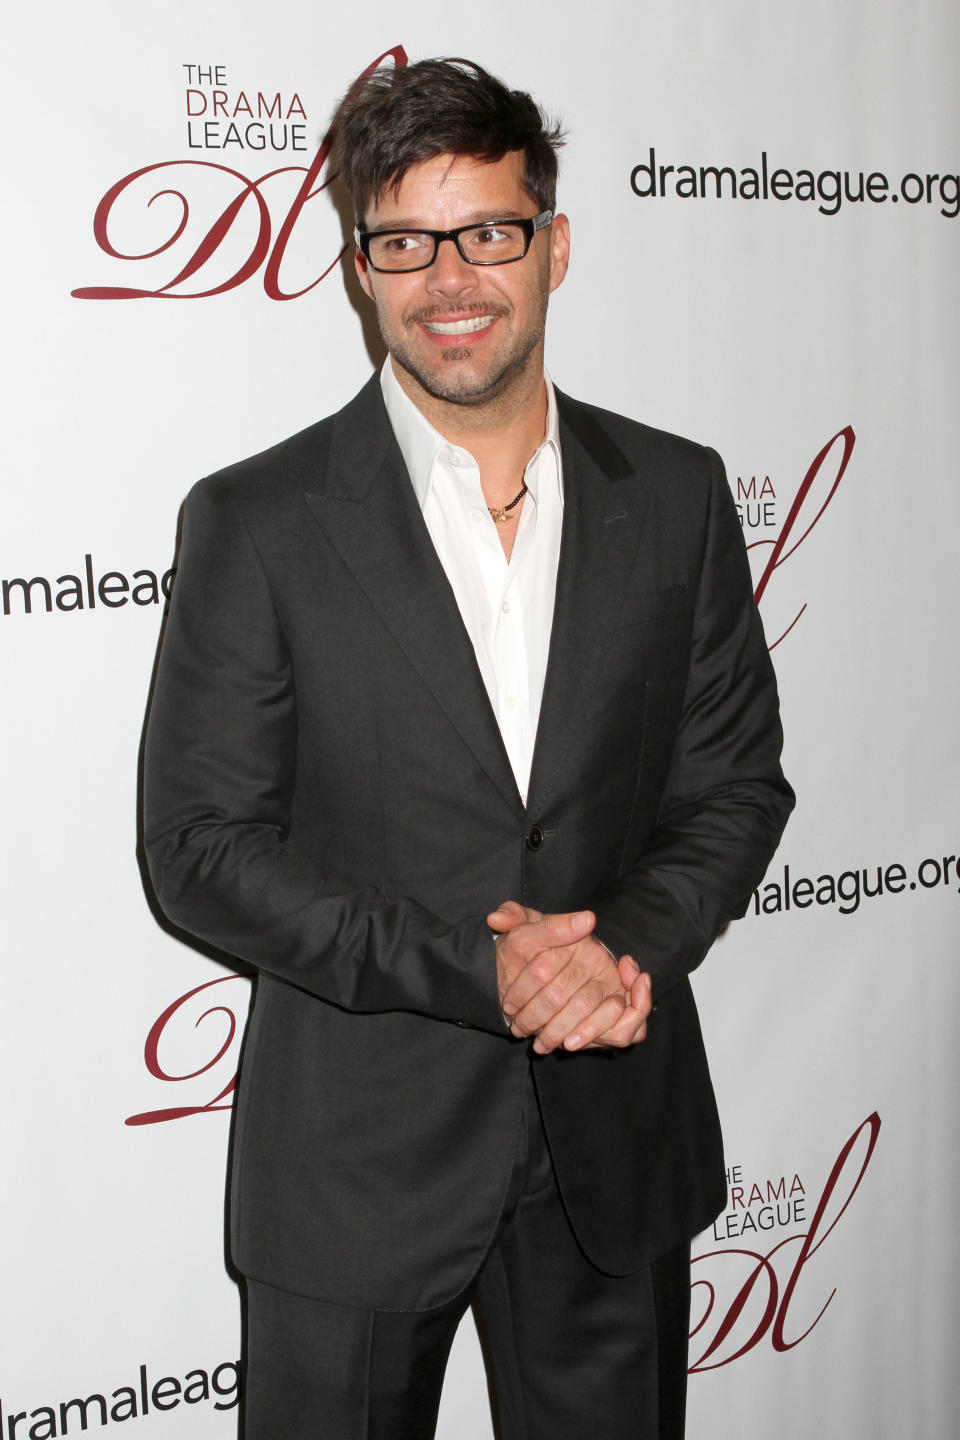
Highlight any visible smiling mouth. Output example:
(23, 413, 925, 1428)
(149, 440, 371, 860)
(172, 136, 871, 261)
(421, 315, 497, 336)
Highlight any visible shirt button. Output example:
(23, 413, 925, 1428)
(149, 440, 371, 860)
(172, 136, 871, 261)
(470, 510, 483, 523)
(501, 600, 511, 613)
(526, 825, 545, 851)
(504, 696, 517, 710)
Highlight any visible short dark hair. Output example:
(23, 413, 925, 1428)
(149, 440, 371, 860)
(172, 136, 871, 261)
(333, 57, 565, 223)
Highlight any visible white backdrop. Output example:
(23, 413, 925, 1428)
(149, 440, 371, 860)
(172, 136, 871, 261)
(3, 2, 958, 1436)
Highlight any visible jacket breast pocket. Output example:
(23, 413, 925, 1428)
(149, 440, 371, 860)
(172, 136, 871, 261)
(609, 583, 694, 694)
(614, 581, 692, 631)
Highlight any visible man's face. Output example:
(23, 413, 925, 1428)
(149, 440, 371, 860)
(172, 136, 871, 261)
(355, 151, 569, 412)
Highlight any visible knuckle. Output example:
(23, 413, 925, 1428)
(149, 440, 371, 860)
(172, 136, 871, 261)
(530, 955, 556, 985)
(567, 990, 594, 1020)
(542, 982, 568, 1010)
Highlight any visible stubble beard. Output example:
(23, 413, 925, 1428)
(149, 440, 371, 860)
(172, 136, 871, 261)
(380, 300, 548, 409)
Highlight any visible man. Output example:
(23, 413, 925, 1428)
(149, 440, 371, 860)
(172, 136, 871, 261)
(143, 57, 793, 1439)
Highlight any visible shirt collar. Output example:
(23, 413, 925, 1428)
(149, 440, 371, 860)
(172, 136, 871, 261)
(380, 354, 562, 513)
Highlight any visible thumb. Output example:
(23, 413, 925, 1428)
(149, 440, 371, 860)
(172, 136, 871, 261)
(631, 971, 653, 1013)
(487, 901, 539, 932)
(618, 954, 640, 988)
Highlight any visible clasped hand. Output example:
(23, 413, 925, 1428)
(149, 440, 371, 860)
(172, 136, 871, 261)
(487, 901, 652, 1055)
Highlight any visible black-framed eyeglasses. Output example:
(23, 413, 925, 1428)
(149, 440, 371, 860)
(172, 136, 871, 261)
(354, 211, 554, 273)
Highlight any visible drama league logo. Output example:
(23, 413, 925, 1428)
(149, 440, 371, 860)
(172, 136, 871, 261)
(690, 1113, 881, 1369)
(71, 46, 409, 302)
(744, 425, 856, 649)
(125, 975, 248, 1126)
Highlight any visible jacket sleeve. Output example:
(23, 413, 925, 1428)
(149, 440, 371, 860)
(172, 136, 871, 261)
(142, 478, 507, 1034)
(591, 449, 794, 998)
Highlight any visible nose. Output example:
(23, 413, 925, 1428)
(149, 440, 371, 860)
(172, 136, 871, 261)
(425, 236, 478, 297)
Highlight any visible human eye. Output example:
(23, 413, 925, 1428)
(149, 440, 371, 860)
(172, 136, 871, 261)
(367, 231, 434, 268)
(380, 232, 428, 253)
(472, 224, 515, 247)
(460, 222, 524, 262)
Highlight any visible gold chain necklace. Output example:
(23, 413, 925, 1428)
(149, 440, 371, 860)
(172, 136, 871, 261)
(488, 482, 528, 524)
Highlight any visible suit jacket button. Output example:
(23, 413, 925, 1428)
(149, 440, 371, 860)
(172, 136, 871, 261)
(526, 825, 545, 851)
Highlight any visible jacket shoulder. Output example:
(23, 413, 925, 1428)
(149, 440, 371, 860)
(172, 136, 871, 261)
(556, 389, 717, 483)
(186, 373, 388, 515)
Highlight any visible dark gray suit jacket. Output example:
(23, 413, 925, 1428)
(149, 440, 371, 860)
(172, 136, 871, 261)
(143, 374, 793, 1311)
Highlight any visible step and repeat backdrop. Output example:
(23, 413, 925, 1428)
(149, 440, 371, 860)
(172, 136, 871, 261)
(3, 2, 957, 1436)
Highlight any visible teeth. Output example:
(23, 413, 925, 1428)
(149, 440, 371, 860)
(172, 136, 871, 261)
(423, 315, 496, 335)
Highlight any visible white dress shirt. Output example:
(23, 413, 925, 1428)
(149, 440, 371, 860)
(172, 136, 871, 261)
(380, 357, 564, 804)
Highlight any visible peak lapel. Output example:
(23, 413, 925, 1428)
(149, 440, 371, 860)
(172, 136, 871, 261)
(302, 379, 523, 815)
(526, 394, 652, 816)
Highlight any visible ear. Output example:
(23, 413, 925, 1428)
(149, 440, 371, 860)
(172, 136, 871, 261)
(354, 247, 374, 300)
(547, 212, 570, 293)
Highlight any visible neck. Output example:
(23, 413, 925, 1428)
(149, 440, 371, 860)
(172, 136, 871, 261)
(392, 351, 549, 493)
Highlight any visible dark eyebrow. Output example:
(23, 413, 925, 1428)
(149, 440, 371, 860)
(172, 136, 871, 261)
(365, 211, 529, 234)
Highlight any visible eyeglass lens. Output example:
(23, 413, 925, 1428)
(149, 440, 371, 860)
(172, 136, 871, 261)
(367, 222, 531, 271)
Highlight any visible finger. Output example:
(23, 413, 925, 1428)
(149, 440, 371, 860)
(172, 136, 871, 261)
(504, 945, 577, 1022)
(487, 900, 539, 932)
(491, 905, 549, 1005)
(514, 965, 623, 1044)
(491, 906, 590, 955)
(583, 1003, 649, 1051)
(629, 971, 652, 1016)
(576, 1019, 647, 1052)
(509, 953, 614, 1036)
(514, 909, 595, 946)
(617, 954, 640, 990)
(585, 972, 652, 1050)
(499, 912, 598, 1015)
(502, 925, 612, 1019)
(534, 989, 626, 1055)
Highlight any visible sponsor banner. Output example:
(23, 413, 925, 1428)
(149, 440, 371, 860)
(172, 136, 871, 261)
(3, 3, 957, 1438)
(691, 1115, 880, 1372)
(0, 1361, 240, 1439)
(629, 147, 960, 219)
(1, 555, 174, 617)
(68, 45, 405, 305)
(750, 853, 960, 918)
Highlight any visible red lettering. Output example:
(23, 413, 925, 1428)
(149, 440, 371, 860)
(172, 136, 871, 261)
(771, 1113, 880, 1350)
(749, 426, 856, 649)
(71, 158, 273, 299)
(72, 45, 408, 302)
(690, 1249, 781, 1369)
(263, 45, 408, 300)
(125, 975, 248, 1125)
(689, 1113, 880, 1370)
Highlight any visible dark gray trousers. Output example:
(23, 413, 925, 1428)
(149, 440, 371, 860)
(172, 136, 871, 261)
(243, 1076, 690, 1439)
